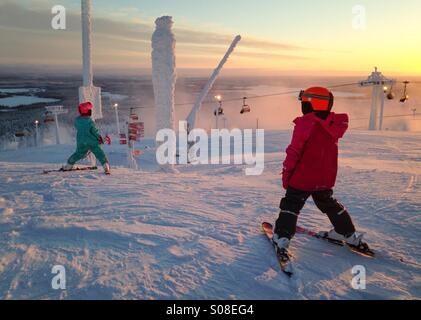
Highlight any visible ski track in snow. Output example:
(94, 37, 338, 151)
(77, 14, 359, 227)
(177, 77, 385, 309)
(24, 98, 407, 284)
(0, 131, 420, 300)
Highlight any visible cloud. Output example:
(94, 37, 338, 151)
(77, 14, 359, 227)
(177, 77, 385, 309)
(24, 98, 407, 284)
(0, 2, 310, 70)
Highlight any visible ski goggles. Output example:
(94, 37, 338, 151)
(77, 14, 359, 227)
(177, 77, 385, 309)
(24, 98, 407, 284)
(298, 91, 331, 101)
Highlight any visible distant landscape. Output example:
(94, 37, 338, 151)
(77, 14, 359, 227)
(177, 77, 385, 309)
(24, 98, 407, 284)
(1, 73, 420, 151)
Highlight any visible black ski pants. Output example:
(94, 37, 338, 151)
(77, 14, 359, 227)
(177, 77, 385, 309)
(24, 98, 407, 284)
(275, 188, 356, 240)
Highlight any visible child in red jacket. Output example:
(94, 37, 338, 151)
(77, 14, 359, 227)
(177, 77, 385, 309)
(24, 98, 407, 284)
(273, 87, 370, 260)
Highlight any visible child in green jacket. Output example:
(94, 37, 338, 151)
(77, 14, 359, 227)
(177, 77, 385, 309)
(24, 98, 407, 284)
(63, 102, 110, 174)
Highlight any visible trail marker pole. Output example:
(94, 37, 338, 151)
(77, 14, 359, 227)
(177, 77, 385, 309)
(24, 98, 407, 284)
(113, 103, 121, 135)
(34, 120, 39, 147)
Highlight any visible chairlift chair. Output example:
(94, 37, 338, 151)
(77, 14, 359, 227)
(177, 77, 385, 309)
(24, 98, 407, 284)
(240, 97, 251, 114)
(386, 85, 395, 100)
(400, 81, 410, 103)
(43, 111, 55, 124)
(214, 107, 224, 116)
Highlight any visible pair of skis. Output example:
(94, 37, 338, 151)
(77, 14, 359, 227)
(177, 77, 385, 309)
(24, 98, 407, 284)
(43, 166, 98, 175)
(262, 222, 375, 278)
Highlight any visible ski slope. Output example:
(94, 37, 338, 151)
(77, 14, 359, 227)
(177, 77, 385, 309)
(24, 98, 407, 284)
(0, 130, 420, 300)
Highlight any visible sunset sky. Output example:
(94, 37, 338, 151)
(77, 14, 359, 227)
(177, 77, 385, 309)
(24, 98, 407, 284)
(0, 0, 420, 76)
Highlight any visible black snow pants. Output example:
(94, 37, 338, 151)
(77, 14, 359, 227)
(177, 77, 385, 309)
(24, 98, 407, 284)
(274, 188, 356, 240)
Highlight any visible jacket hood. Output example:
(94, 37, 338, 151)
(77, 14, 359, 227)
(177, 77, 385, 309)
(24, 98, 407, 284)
(295, 112, 349, 139)
(76, 116, 92, 123)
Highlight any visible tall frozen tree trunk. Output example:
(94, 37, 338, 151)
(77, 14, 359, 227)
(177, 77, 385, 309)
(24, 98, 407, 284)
(152, 16, 177, 171)
(152, 16, 176, 134)
(81, 0, 92, 88)
(79, 0, 102, 121)
(79, 0, 103, 167)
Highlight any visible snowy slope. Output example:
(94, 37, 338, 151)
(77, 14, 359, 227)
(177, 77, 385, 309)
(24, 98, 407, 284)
(0, 130, 420, 300)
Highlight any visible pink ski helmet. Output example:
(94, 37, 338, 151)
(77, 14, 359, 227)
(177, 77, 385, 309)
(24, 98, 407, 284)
(78, 102, 93, 116)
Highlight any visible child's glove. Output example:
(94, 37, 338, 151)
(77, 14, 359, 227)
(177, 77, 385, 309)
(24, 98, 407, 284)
(99, 136, 105, 145)
(282, 169, 291, 190)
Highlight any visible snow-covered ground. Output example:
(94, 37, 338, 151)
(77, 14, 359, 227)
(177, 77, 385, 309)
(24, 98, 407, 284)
(0, 130, 420, 300)
(0, 87, 57, 108)
(0, 96, 60, 108)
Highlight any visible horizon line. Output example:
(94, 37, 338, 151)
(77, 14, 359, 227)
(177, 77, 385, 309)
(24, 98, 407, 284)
(0, 64, 420, 79)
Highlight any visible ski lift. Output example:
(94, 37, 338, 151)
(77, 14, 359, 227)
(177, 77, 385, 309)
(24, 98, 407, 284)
(400, 81, 410, 103)
(43, 111, 54, 124)
(214, 95, 224, 116)
(240, 97, 251, 114)
(385, 84, 395, 100)
(214, 107, 224, 116)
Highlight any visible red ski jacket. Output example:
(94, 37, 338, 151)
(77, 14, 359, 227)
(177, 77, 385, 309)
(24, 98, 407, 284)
(282, 112, 349, 192)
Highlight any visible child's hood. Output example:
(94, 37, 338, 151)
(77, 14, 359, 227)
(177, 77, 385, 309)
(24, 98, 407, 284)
(294, 112, 349, 139)
(76, 116, 92, 122)
(75, 116, 93, 128)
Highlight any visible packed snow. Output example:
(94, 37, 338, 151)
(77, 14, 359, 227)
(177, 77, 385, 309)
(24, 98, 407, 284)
(0, 130, 419, 300)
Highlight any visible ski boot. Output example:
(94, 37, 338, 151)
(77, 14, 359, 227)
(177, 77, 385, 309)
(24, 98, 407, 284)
(319, 229, 374, 256)
(62, 164, 74, 172)
(103, 163, 111, 175)
(272, 234, 294, 276)
(272, 234, 291, 263)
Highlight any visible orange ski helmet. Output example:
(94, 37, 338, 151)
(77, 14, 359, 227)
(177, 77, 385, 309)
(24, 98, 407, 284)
(299, 87, 334, 111)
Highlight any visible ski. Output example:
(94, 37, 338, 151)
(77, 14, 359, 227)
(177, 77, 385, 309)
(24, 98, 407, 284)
(296, 226, 375, 258)
(262, 222, 294, 277)
(43, 166, 98, 175)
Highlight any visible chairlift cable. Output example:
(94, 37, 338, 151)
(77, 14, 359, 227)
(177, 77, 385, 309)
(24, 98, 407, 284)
(130, 80, 418, 111)
(352, 113, 421, 121)
(173, 82, 360, 106)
